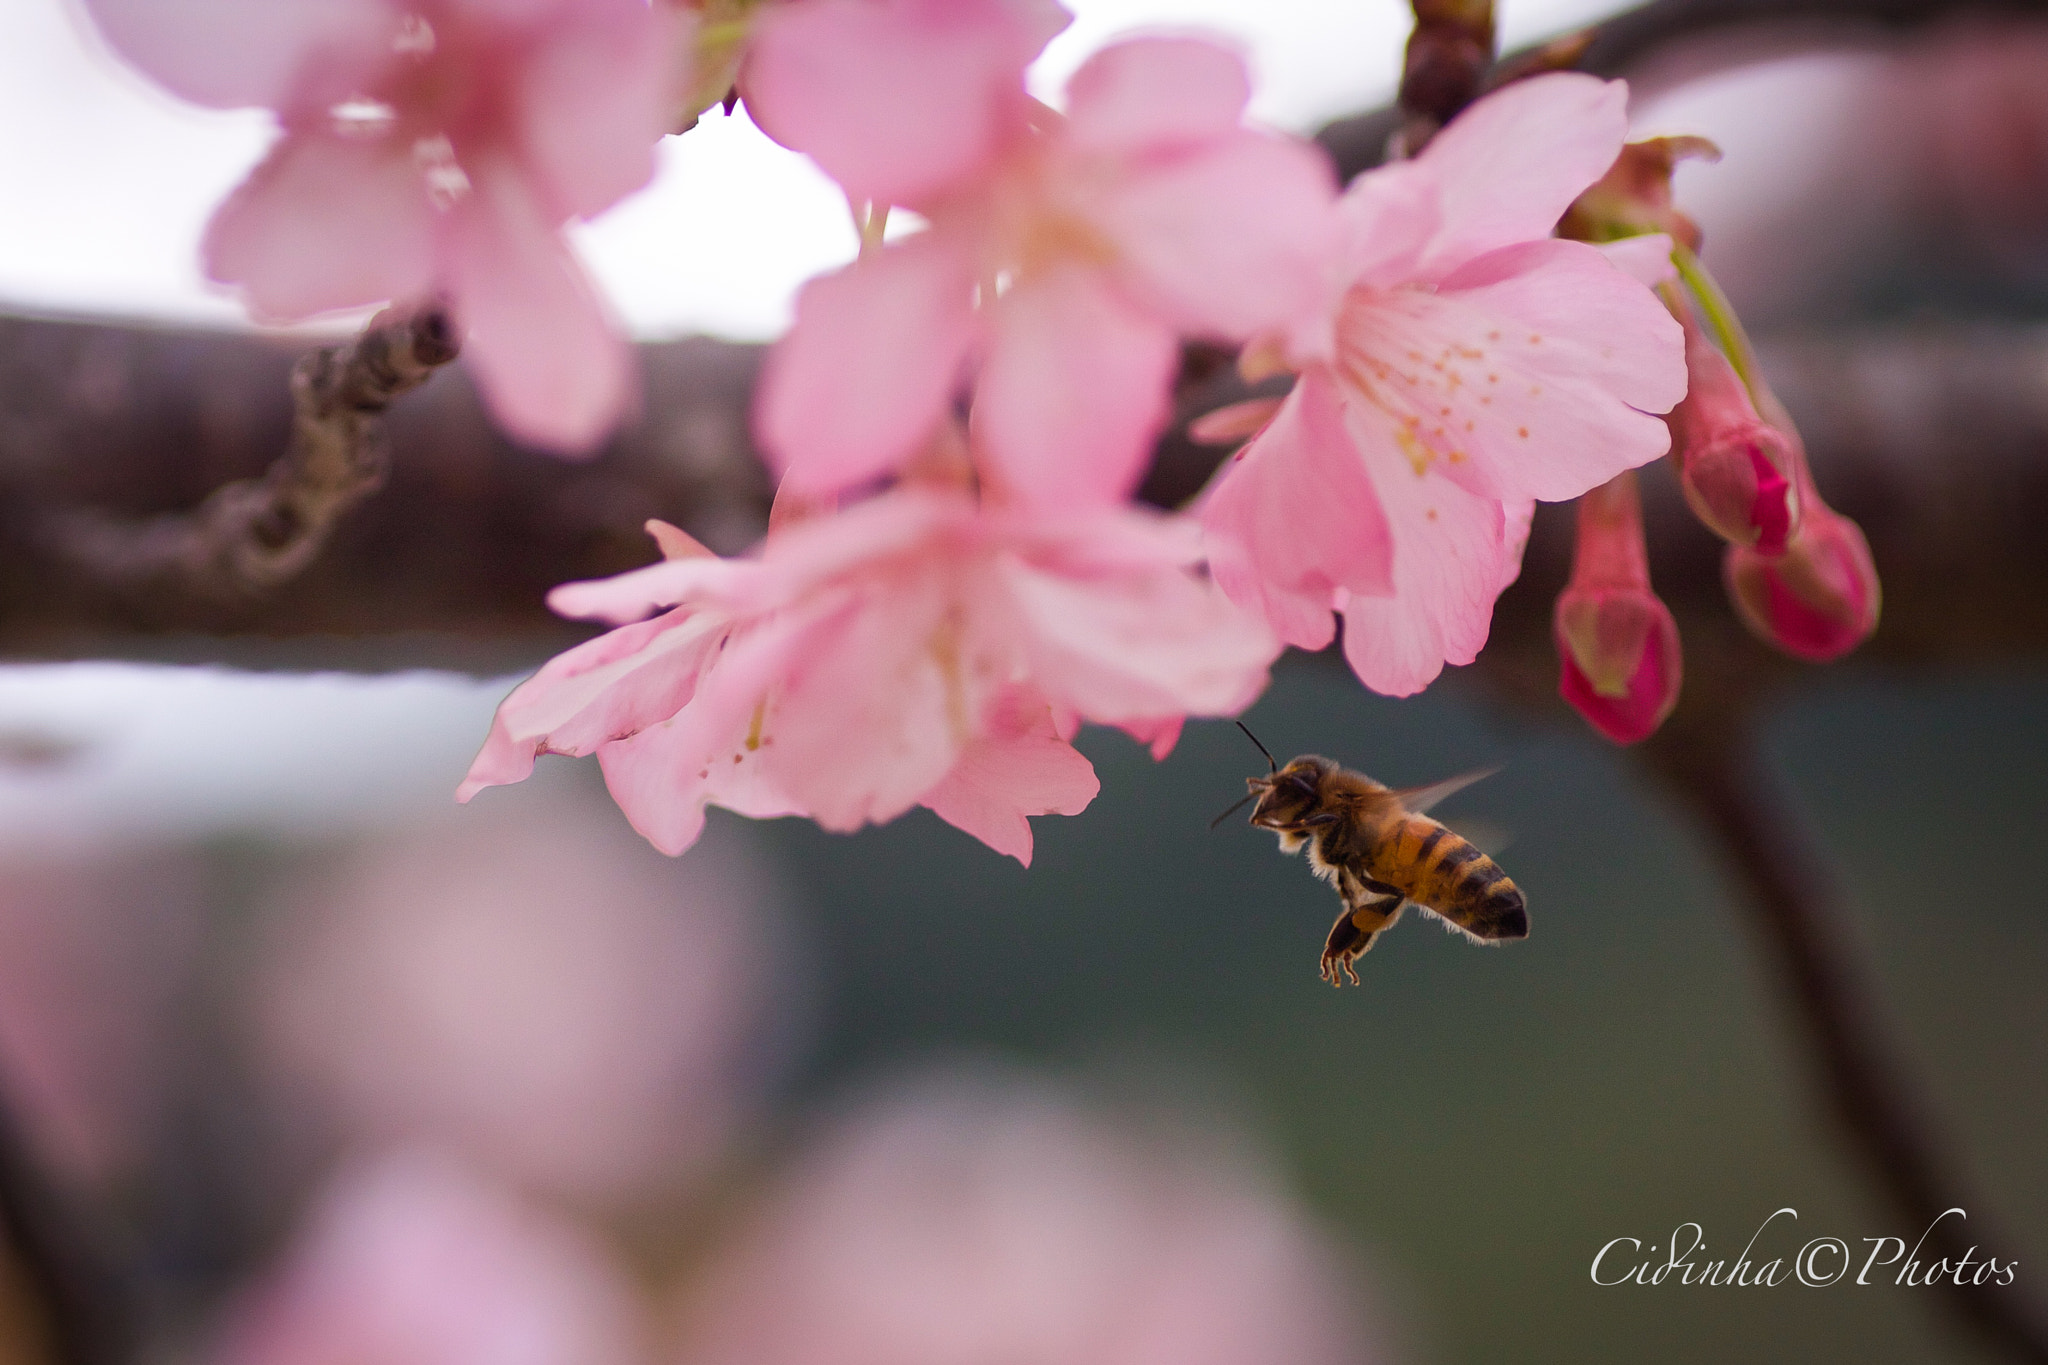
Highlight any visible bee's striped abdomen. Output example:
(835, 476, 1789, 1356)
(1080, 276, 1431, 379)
(1377, 814, 1528, 941)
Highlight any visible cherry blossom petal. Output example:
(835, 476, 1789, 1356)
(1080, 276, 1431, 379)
(743, 0, 1068, 207)
(1062, 36, 1249, 156)
(1094, 131, 1338, 340)
(202, 133, 434, 320)
(1596, 233, 1677, 288)
(546, 555, 740, 625)
(443, 153, 636, 455)
(1338, 240, 1680, 504)
(1496, 498, 1536, 594)
(758, 235, 978, 495)
(1115, 715, 1184, 761)
(1332, 159, 1440, 294)
(596, 614, 816, 856)
(763, 582, 975, 832)
(1201, 372, 1392, 650)
(998, 551, 1277, 723)
(753, 486, 974, 601)
(512, 0, 680, 220)
(457, 607, 728, 800)
(1412, 73, 1631, 278)
(81, 0, 397, 112)
(1004, 501, 1208, 579)
(974, 266, 1177, 508)
(1335, 432, 1510, 697)
(921, 689, 1099, 865)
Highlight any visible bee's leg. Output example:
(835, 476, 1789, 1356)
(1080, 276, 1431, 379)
(1361, 877, 1406, 900)
(1320, 895, 1406, 987)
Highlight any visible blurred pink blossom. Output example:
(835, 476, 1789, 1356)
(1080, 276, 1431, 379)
(675, 1070, 1385, 1365)
(1201, 74, 1686, 697)
(220, 1151, 649, 1365)
(0, 850, 202, 1185)
(748, 16, 1337, 507)
(252, 795, 780, 1205)
(80, 0, 682, 454)
(464, 487, 1276, 863)
(743, 0, 1071, 209)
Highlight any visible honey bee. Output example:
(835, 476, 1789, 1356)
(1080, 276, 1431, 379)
(1218, 724, 1528, 986)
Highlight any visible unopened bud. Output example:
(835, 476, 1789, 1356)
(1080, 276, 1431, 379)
(1725, 500, 1880, 662)
(1554, 471, 1682, 744)
(1560, 136, 1718, 251)
(1666, 316, 1799, 554)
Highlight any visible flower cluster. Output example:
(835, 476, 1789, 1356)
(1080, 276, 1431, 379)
(448, 3, 1698, 858)
(89, 0, 1878, 856)
(1197, 74, 1685, 698)
(83, 0, 686, 454)
(459, 473, 1275, 864)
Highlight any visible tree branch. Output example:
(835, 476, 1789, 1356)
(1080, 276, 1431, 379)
(1316, 0, 2048, 180)
(1633, 719, 2048, 1362)
(39, 307, 456, 607)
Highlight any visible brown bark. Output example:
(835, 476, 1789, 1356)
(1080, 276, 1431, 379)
(4, 312, 2048, 676)
(0, 312, 772, 668)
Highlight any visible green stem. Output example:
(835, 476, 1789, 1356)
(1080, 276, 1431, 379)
(1673, 244, 1763, 396)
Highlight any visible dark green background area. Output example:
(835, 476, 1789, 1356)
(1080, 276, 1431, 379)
(751, 656, 2048, 1365)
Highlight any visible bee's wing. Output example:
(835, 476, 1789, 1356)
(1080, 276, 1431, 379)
(1448, 817, 1515, 858)
(1387, 766, 1501, 815)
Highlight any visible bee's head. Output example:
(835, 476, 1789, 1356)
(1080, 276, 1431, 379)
(1248, 755, 1331, 829)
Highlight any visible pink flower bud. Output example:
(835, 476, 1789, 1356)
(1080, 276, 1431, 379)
(1724, 499, 1880, 661)
(1666, 316, 1799, 554)
(1554, 471, 1682, 744)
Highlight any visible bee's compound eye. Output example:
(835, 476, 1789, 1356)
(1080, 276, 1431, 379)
(1285, 773, 1317, 798)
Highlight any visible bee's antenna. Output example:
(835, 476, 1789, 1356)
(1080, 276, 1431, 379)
(1208, 793, 1256, 830)
(1235, 719, 1278, 773)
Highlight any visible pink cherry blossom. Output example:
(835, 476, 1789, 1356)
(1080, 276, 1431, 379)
(1553, 471, 1681, 744)
(1201, 73, 1687, 697)
(674, 1069, 1383, 1365)
(748, 19, 1337, 507)
(81, 0, 682, 454)
(251, 794, 782, 1205)
(219, 1152, 648, 1365)
(0, 851, 203, 1185)
(462, 489, 1277, 864)
(743, 0, 1072, 210)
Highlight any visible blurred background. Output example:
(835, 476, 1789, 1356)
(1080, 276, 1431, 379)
(2, 0, 2046, 1363)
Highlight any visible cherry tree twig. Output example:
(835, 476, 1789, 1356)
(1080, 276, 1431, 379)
(40, 307, 456, 607)
(1627, 716, 2048, 1363)
(1318, 0, 2048, 178)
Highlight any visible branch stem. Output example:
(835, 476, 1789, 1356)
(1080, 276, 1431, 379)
(43, 306, 456, 605)
(1640, 722, 2048, 1364)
